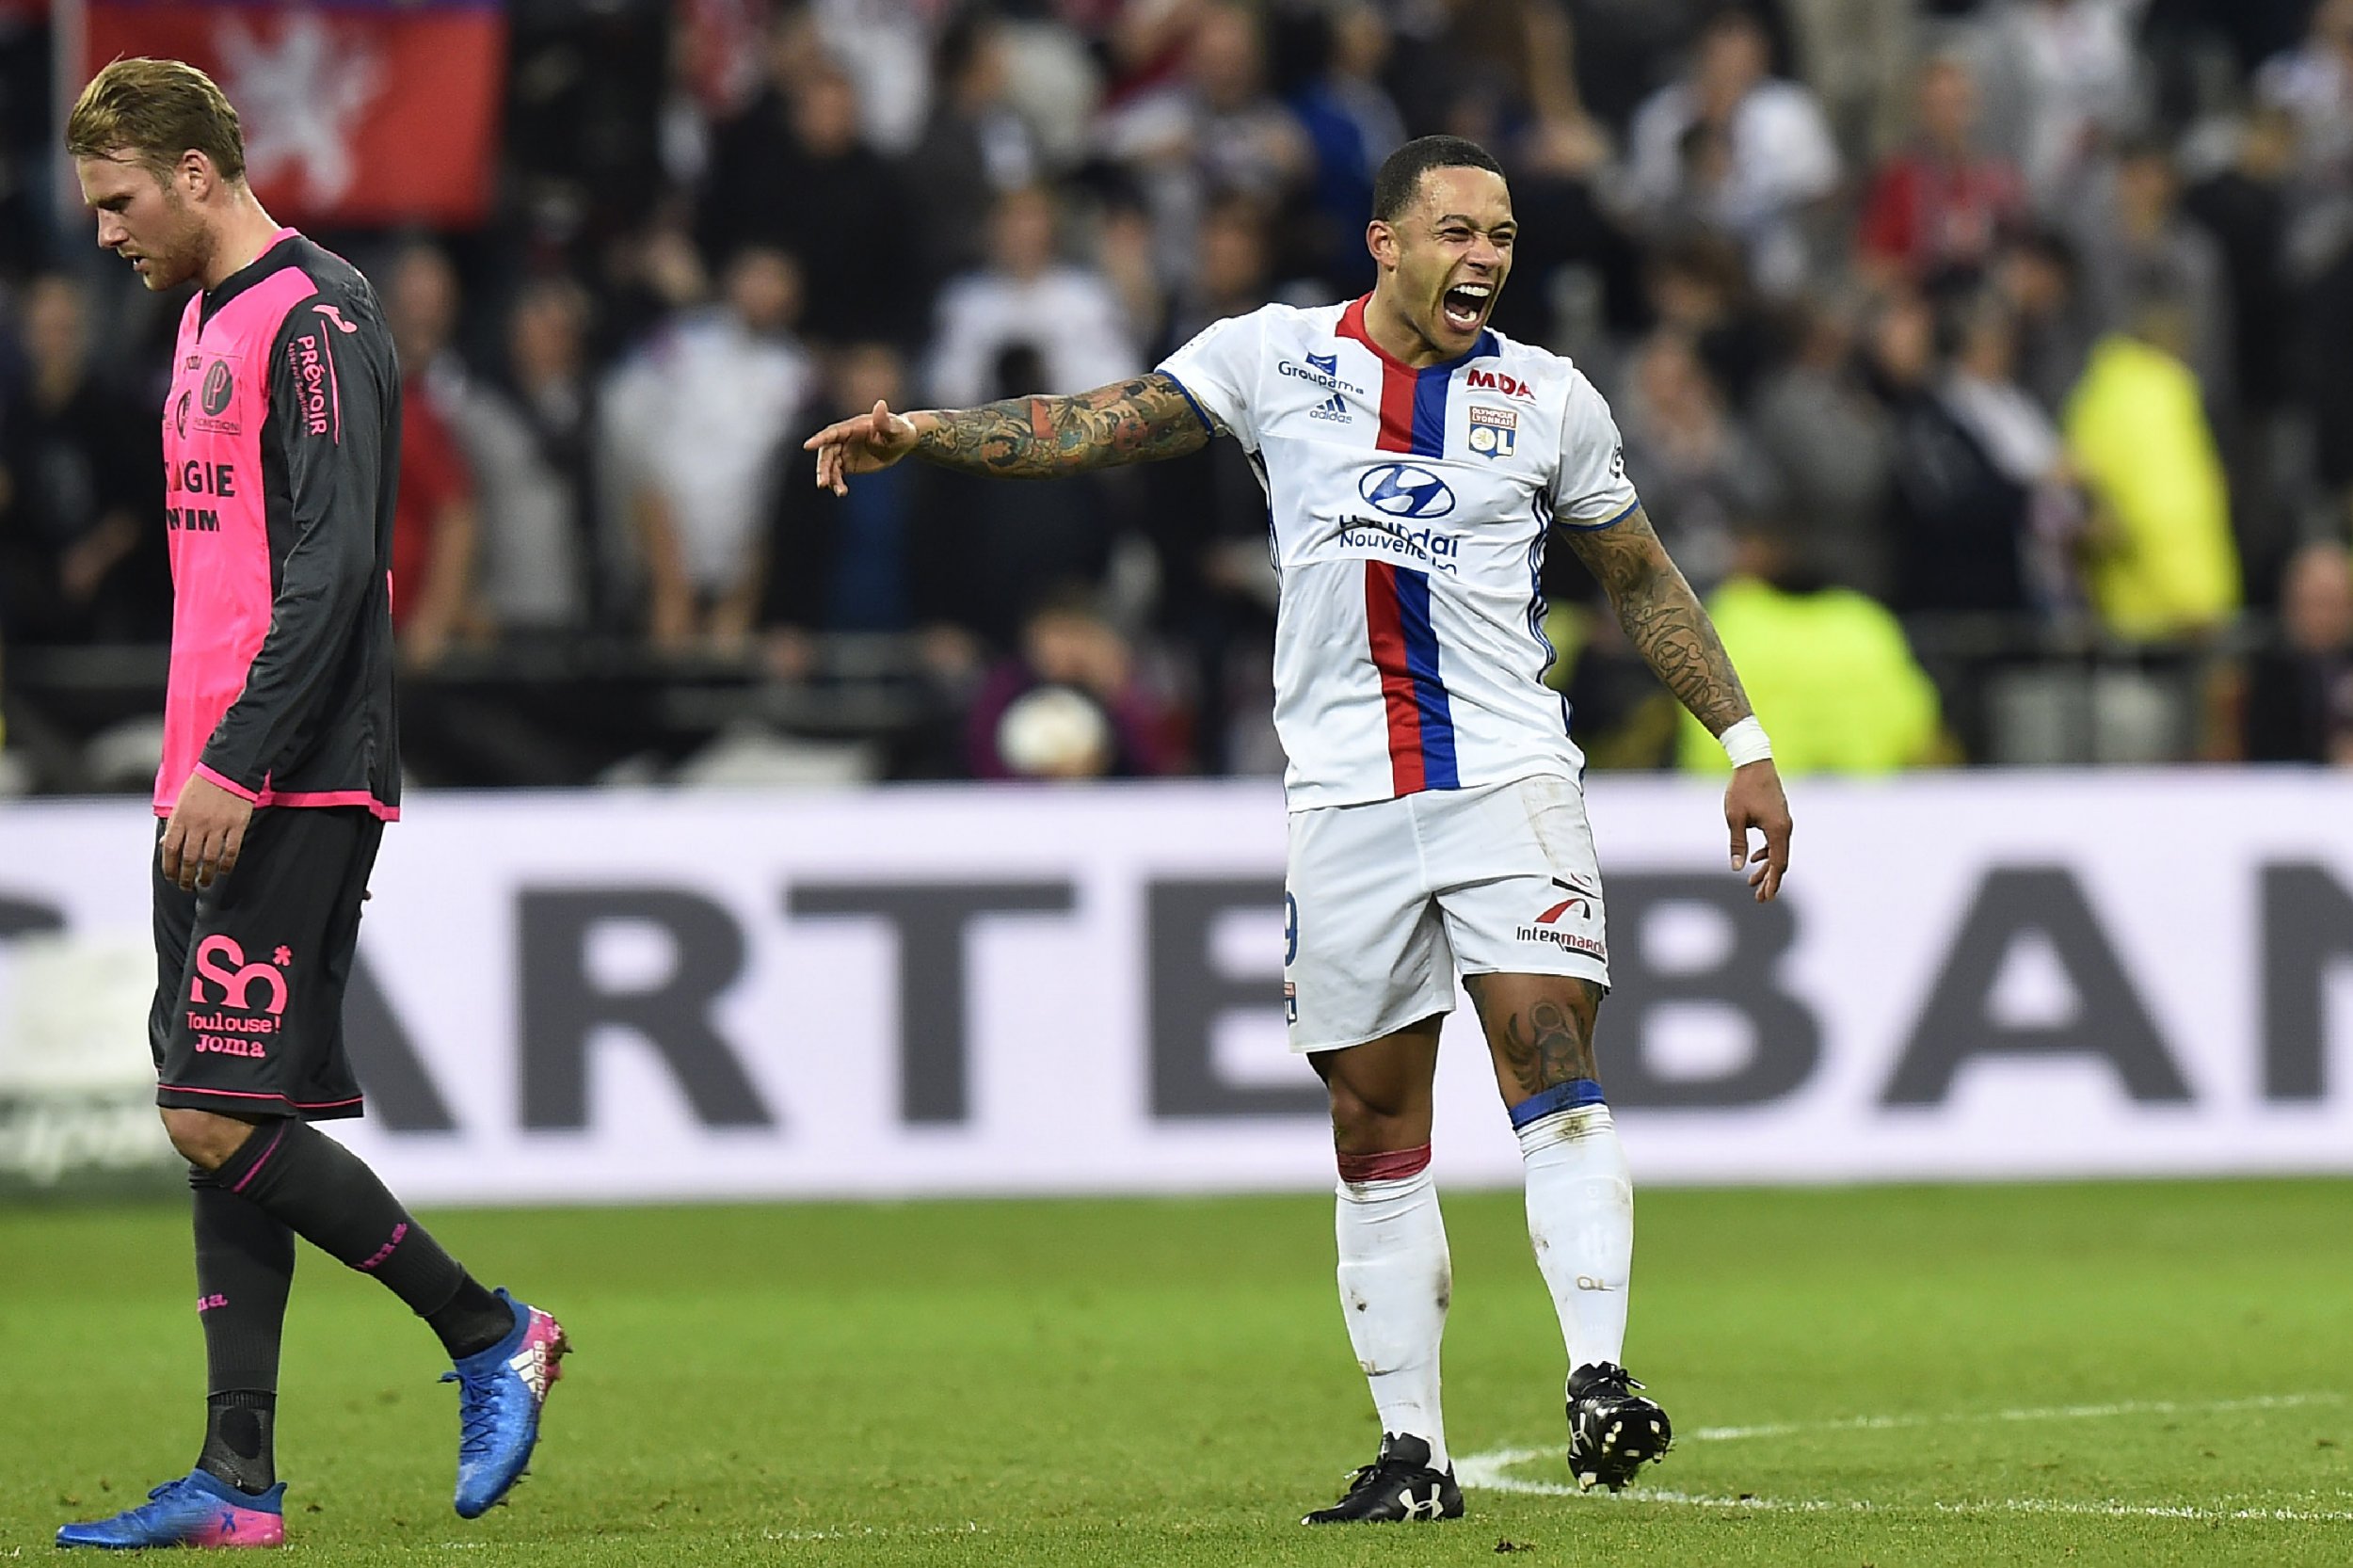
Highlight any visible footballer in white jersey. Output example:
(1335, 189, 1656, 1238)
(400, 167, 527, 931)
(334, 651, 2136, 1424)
(808, 134, 1792, 1524)
(1157, 296, 1638, 811)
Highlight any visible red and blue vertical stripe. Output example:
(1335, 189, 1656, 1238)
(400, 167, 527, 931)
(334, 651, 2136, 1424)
(1365, 561, 1458, 793)
(1339, 296, 1493, 794)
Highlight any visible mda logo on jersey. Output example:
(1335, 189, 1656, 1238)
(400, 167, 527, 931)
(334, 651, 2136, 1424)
(1358, 464, 1454, 519)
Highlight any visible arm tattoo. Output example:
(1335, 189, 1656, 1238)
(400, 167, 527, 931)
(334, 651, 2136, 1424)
(1562, 505, 1753, 736)
(912, 372, 1211, 477)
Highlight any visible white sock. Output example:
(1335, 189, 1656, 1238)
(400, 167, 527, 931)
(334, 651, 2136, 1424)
(1518, 1096, 1633, 1388)
(1334, 1151, 1450, 1468)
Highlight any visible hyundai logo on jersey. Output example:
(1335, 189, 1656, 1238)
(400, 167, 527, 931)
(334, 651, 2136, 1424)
(1358, 464, 1455, 519)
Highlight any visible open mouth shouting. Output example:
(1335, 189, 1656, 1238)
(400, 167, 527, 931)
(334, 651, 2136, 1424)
(1439, 280, 1494, 334)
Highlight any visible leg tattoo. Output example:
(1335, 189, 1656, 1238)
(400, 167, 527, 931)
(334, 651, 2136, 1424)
(1471, 977, 1603, 1097)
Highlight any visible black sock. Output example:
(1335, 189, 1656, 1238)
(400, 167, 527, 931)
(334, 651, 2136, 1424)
(212, 1119, 514, 1360)
(190, 1171, 295, 1394)
(198, 1391, 277, 1495)
(189, 1172, 294, 1495)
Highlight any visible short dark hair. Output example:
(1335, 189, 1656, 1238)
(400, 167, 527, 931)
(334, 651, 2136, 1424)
(1370, 136, 1504, 223)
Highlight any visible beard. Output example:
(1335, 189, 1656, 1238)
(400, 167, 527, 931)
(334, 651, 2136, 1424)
(133, 193, 209, 291)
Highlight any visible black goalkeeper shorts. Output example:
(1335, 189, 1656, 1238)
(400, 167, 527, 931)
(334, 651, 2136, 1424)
(151, 805, 383, 1122)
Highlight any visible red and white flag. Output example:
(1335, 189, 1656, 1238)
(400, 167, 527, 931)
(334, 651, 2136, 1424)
(62, 0, 506, 227)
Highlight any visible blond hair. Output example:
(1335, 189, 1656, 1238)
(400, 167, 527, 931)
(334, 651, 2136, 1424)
(65, 56, 245, 184)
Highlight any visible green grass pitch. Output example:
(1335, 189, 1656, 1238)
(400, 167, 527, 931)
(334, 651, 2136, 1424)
(5, 1180, 2349, 1564)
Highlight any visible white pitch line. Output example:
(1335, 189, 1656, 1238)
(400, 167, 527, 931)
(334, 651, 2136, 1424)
(1449, 1469, 2353, 1524)
(1680, 1390, 2345, 1445)
(1456, 1390, 2353, 1522)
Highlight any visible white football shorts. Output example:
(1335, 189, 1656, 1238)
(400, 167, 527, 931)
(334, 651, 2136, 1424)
(1282, 772, 1610, 1054)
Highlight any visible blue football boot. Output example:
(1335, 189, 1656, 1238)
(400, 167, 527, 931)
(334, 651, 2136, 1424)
(443, 1288, 570, 1518)
(56, 1468, 286, 1549)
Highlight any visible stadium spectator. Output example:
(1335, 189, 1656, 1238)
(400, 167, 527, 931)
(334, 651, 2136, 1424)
(2186, 104, 2302, 606)
(1749, 295, 1897, 600)
(965, 588, 1176, 780)
(1642, 232, 1774, 405)
(698, 57, 920, 346)
(2302, 216, 2353, 520)
(1625, 9, 1842, 297)
(1936, 289, 2086, 613)
(1678, 521, 1943, 776)
(384, 244, 480, 669)
(2071, 137, 2233, 409)
(2064, 285, 2242, 641)
(2240, 540, 2353, 763)
(904, 11, 1045, 296)
(0, 274, 162, 647)
(806, 0, 936, 156)
(1614, 328, 1783, 595)
(1284, 1, 1407, 293)
(764, 341, 968, 663)
(1974, 0, 2147, 206)
(1869, 287, 2035, 618)
(1780, 0, 1913, 163)
(1145, 193, 1284, 776)
(1096, 0, 1312, 288)
(1992, 226, 2097, 416)
(923, 184, 1142, 409)
(602, 245, 814, 655)
(2253, 0, 2353, 188)
(457, 277, 601, 640)
(1856, 54, 2029, 287)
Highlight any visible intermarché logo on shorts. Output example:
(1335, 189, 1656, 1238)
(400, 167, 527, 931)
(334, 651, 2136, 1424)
(1339, 516, 1463, 574)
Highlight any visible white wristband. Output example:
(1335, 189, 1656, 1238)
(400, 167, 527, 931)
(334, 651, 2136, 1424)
(1720, 716, 1772, 769)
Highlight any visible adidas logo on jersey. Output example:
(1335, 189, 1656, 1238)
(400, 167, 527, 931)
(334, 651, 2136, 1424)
(1282, 353, 1359, 423)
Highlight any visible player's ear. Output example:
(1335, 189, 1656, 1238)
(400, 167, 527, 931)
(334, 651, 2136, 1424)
(1367, 219, 1397, 273)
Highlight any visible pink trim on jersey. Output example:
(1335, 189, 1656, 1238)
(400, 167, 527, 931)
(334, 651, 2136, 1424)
(264, 789, 398, 819)
(192, 763, 259, 802)
(152, 787, 399, 822)
(319, 311, 344, 443)
(158, 1082, 365, 1112)
(1364, 560, 1426, 794)
(1336, 296, 1417, 453)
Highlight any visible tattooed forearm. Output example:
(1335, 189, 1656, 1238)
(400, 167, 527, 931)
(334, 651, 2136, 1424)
(912, 373, 1210, 477)
(1563, 505, 1753, 736)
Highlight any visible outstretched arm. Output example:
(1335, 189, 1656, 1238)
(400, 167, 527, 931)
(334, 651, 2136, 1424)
(804, 372, 1210, 493)
(1562, 504, 1793, 900)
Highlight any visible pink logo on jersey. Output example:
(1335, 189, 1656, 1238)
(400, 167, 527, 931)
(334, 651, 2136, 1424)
(312, 303, 358, 333)
(189, 936, 290, 1015)
(286, 333, 333, 437)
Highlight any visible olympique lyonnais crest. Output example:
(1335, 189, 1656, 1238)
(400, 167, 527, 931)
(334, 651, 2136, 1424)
(70, 0, 507, 227)
(1467, 404, 1517, 459)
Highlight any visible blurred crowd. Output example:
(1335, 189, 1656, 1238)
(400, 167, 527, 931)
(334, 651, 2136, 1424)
(8, 0, 2353, 788)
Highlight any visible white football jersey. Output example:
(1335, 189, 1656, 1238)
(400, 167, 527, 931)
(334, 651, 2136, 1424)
(1159, 296, 1640, 809)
